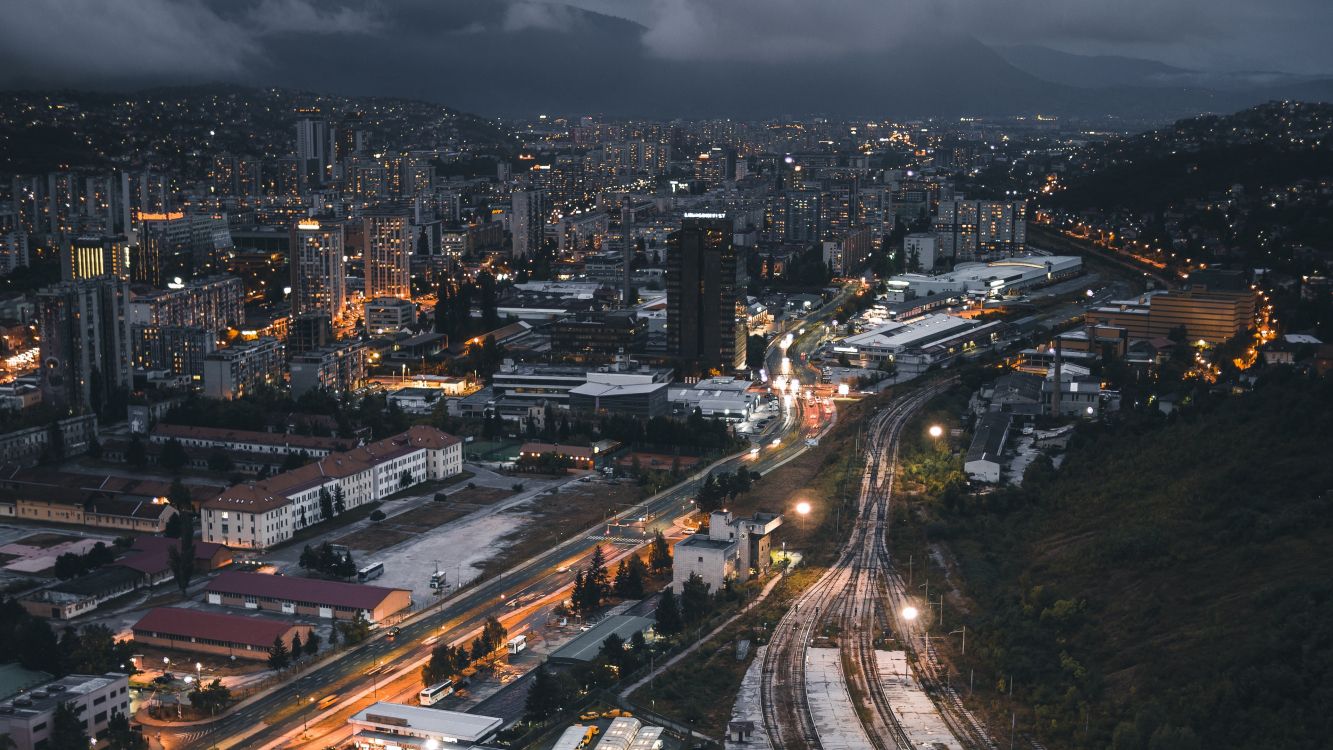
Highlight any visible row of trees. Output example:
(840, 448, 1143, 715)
(0, 600, 137, 677)
(695, 469, 760, 514)
(421, 616, 508, 687)
(298, 541, 358, 580)
(53, 540, 121, 580)
(266, 629, 323, 671)
(568, 539, 670, 619)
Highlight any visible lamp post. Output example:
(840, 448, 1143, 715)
(928, 424, 943, 449)
(195, 662, 202, 684)
(795, 501, 811, 533)
(950, 626, 966, 655)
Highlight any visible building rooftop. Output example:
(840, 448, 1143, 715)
(676, 534, 736, 551)
(0, 673, 123, 718)
(132, 607, 300, 649)
(205, 571, 409, 611)
(152, 423, 351, 452)
(966, 413, 1012, 465)
(549, 615, 655, 663)
(350, 701, 502, 743)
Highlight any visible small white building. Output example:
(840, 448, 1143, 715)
(672, 510, 782, 593)
(965, 413, 1012, 484)
(349, 702, 502, 750)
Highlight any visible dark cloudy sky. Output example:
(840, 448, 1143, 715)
(1, 0, 1330, 118)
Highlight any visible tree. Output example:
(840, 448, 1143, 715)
(680, 572, 712, 624)
(614, 555, 646, 600)
(524, 666, 569, 724)
(168, 512, 196, 595)
(290, 632, 303, 660)
(48, 703, 87, 750)
(649, 531, 673, 573)
(333, 484, 346, 515)
(282, 450, 311, 472)
(207, 448, 233, 473)
(187, 680, 231, 716)
(654, 587, 683, 637)
(54, 553, 83, 580)
(104, 711, 146, 750)
(587, 545, 609, 605)
(304, 632, 321, 657)
(400, 469, 413, 490)
(167, 478, 193, 511)
(126, 434, 147, 468)
(16, 617, 60, 674)
(159, 438, 189, 472)
(267, 635, 290, 670)
(318, 486, 334, 520)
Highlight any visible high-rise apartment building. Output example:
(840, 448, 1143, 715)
(362, 208, 412, 300)
(134, 212, 232, 287)
(290, 220, 346, 321)
(202, 337, 285, 400)
(666, 216, 746, 374)
(0, 203, 30, 274)
(128, 275, 244, 332)
(294, 118, 334, 187)
(37, 278, 133, 411)
(511, 188, 546, 258)
(934, 199, 1027, 262)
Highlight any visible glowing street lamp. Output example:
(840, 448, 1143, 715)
(902, 606, 919, 621)
(928, 425, 943, 439)
(795, 501, 811, 532)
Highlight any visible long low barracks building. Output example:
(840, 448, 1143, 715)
(200, 425, 463, 549)
(204, 570, 412, 623)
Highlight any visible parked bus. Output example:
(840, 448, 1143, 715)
(418, 680, 454, 706)
(358, 562, 385, 582)
(507, 635, 527, 654)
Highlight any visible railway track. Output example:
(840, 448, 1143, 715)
(759, 387, 941, 750)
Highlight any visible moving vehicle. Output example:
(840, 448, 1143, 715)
(357, 562, 384, 582)
(418, 680, 454, 706)
(317, 694, 339, 709)
(386, 626, 401, 640)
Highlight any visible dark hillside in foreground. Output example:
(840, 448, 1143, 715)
(938, 372, 1333, 749)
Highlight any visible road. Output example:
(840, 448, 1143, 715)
(163, 288, 853, 750)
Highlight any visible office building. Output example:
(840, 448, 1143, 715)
(62, 235, 129, 281)
(365, 297, 417, 335)
(666, 215, 746, 374)
(0, 673, 131, 750)
(202, 337, 285, 400)
(37, 278, 133, 412)
(1086, 289, 1256, 344)
(549, 310, 646, 361)
(290, 340, 369, 397)
(362, 208, 412, 300)
(511, 188, 546, 257)
(290, 219, 346, 321)
(134, 212, 232, 286)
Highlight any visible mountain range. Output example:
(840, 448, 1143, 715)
(3, 0, 1331, 123)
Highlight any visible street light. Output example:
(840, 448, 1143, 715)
(795, 501, 811, 532)
(928, 424, 943, 439)
(902, 606, 919, 621)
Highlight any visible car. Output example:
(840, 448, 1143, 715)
(556, 565, 570, 573)
(317, 694, 340, 709)
(386, 626, 401, 640)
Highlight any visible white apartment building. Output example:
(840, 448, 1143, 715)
(202, 426, 463, 549)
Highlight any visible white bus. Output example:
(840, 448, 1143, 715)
(358, 562, 385, 583)
(418, 679, 454, 706)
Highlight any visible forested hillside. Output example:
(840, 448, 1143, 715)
(932, 372, 1333, 749)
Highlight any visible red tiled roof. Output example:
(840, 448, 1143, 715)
(204, 571, 408, 611)
(153, 424, 350, 452)
(132, 607, 301, 649)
